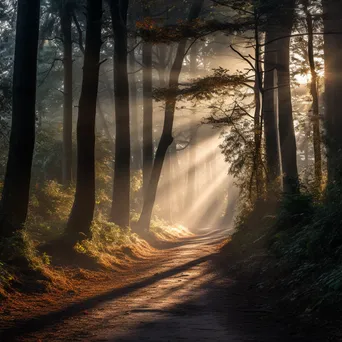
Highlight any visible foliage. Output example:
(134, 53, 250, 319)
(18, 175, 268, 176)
(229, 184, 342, 315)
(136, 17, 245, 44)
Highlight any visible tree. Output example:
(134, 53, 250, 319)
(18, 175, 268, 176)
(323, 0, 342, 185)
(60, 0, 74, 186)
(263, 21, 280, 194)
(142, 9, 154, 198)
(129, 39, 142, 171)
(66, 0, 102, 240)
(109, 0, 131, 228)
(0, 0, 41, 237)
(138, 0, 205, 231)
(303, 0, 322, 191)
(276, 0, 299, 194)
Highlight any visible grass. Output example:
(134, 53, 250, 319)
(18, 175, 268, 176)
(0, 180, 193, 300)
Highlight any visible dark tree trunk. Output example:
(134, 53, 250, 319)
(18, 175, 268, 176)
(60, 1, 73, 186)
(263, 27, 280, 193)
(157, 45, 172, 222)
(323, 0, 342, 184)
(276, 1, 299, 194)
(66, 0, 102, 240)
(304, 119, 310, 183)
(304, 1, 322, 191)
(0, 0, 40, 236)
(138, 0, 205, 231)
(253, 20, 264, 198)
(109, 0, 131, 227)
(142, 40, 153, 197)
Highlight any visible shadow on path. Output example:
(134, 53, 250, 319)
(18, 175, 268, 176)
(0, 253, 215, 340)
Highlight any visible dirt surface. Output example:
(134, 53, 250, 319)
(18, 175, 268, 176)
(0, 228, 318, 341)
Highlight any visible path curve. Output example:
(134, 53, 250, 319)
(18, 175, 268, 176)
(2, 229, 311, 341)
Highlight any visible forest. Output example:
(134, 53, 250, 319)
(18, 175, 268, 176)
(1, 0, 342, 340)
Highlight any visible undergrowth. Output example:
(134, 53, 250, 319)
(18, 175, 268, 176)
(0, 174, 185, 297)
(225, 186, 342, 318)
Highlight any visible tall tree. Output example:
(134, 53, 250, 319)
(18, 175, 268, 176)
(142, 5, 154, 197)
(0, 0, 41, 237)
(129, 39, 142, 171)
(128, 5, 142, 172)
(66, 0, 102, 240)
(323, 0, 342, 185)
(156, 44, 172, 221)
(276, 0, 299, 194)
(303, 0, 322, 191)
(60, 0, 73, 186)
(138, 0, 205, 231)
(263, 24, 280, 194)
(109, 0, 131, 227)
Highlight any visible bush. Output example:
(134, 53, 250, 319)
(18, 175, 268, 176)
(225, 184, 342, 314)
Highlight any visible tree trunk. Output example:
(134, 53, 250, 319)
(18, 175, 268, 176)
(66, 0, 102, 240)
(60, 1, 73, 187)
(142, 40, 153, 197)
(263, 27, 280, 193)
(276, 1, 299, 194)
(304, 118, 310, 183)
(109, 0, 131, 227)
(323, 0, 342, 184)
(304, 0, 322, 191)
(138, 0, 205, 231)
(253, 24, 263, 198)
(0, 0, 40, 236)
(157, 44, 172, 222)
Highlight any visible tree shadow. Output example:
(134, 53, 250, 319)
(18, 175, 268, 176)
(0, 254, 215, 340)
(103, 261, 319, 342)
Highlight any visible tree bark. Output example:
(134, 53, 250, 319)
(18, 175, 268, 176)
(253, 18, 264, 198)
(66, 0, 102, 240)
(276, 0, 299, 194)
(0, 0, 40, 236)
(322, 0, 342, 184)
(60, 1, 73, 187)
(109, 0, 131, 227)
(304, 0, 322, 191)
(138, 0, 205, 231)
(157, 45, 172, 222)
(263, 27, 280, 193)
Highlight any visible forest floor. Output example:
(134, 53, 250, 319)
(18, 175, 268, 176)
(0, 227, 328, 342)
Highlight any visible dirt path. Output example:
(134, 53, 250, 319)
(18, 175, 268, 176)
(1, 229, 314, 341)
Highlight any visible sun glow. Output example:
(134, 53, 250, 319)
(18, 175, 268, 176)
(154, 127, 236, 232)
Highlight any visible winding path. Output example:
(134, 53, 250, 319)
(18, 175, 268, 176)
(2, 229, 312, 341)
